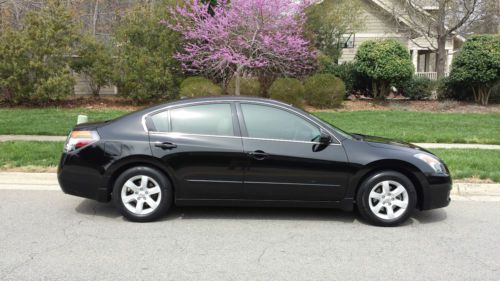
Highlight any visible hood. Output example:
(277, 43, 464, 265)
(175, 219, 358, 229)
(351, 133, 431, 153)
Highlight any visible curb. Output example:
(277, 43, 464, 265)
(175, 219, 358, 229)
(0, 172, 499, 197)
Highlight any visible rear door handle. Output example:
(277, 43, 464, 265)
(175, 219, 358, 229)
(154, 141, 177, 150)
(248, 150, 269, 160)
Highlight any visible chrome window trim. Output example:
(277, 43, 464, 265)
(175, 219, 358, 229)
(149, 131, 341, 146)
(142, 99, 342, 144)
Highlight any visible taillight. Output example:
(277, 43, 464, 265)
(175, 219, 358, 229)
(64, 130, 100, 152)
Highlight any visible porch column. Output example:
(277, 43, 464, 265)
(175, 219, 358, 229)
(446, 51, 453, 75)
(412, 49, 419, 72)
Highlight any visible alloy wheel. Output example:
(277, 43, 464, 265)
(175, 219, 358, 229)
(121, 175, 162, 215)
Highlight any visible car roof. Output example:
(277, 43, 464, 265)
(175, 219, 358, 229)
(138, 96, 294, 115)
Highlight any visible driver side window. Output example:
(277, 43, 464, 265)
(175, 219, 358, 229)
(241, 104, 320, 142)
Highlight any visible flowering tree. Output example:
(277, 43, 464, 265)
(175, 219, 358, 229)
(165, 0, 316, 95)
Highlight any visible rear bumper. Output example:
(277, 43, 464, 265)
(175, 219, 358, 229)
(420, 174, 452, 210)
(57, 152, 110, 202)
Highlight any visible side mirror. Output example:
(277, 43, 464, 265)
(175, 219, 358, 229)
(319, 131, 332, 144)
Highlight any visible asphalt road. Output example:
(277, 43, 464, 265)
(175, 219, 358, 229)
(1, 190, 499, 281)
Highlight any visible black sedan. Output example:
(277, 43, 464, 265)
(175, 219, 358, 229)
(58, 97, 451, 226)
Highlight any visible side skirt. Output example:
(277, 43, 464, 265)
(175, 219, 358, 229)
(175, 198, 354, 211)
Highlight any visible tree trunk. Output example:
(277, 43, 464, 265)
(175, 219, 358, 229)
(436, 35, 447, 79)
(435, 1, 447, 79)
(234, 66, 243, 96)
(371, 80, 379, 98)
(92, 0, 99, 36)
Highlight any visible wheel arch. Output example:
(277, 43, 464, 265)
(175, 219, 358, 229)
(348, 159, 427, 209)
(104, 155, 177, 198)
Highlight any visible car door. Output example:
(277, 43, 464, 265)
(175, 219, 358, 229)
(237, 102, 350, 202)
(148, 102, 246, 200)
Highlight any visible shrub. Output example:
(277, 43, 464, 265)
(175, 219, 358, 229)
(399, 76, 435, 100)
(448, 35, 500, 105)
(268, 78, 305, 107)
(304, 74, 345, 108)
(323, 62, 370, 95)
(113, 3, 181, 103)
(355, 40, 414, 98)
(179, 77, 222, 97)
(0, 1, 78, 104)
(71, 35, 114, 97)
(226, 76, 261, 96)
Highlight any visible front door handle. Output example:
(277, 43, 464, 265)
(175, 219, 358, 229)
(154, 141, 177, 150)
(249, 150, 269, 160)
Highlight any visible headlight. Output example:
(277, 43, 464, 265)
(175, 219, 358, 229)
(414, 153, 446, 174)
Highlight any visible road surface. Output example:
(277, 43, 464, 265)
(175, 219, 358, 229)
(1, 189, 499, 281)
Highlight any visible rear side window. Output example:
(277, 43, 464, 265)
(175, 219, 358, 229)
(152, 103, 234, 136)
(241, 103, 320, 142)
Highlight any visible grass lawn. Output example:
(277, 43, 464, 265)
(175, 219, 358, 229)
(314, 111, 500, 144)
(430, 149, 500, 182)
(0, 108, 129, 136)
(0, 141, 499, 182)
(0, 141, 63, 168)
(0, 108, 499, 144)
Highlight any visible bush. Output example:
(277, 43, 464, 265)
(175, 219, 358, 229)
(0, 1, 78, 104)
(399, 76, 435, 100)
(113, 3, 181, 103)
(323, 62, 370, 95)
(268, 78, 305, 107)
(179, 77, 222, 97)
(226, 76, 261, 96)
(448, 35, 500, 105)
(304, 74, 345, 108)
(355, 40, 414, 98)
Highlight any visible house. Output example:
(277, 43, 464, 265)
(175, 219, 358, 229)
(338, 0, 465, 80)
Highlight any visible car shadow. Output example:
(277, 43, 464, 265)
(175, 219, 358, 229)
(75, 199, 448, 225)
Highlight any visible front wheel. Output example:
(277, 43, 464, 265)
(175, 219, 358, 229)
(112, 166, 172, 222)
(356, 171, 417, 226)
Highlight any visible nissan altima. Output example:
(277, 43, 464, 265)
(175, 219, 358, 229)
(58, 97, 451, 226)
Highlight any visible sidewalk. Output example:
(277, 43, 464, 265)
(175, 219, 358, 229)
(1, 172, 499, 199)
(1, 134, 500, 150)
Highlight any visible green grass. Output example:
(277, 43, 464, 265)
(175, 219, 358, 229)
(314, 111, 500, 144)
(0, 108, 499, 144)
(0, 141, 498, 182)
(0, 108, 130, 136)
(430, 149, 500, 182)
(0, 141, 63, 168)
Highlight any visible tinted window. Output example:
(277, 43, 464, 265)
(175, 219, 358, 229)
(157, 103, 234, 136)
(151, 111, 170, 132)
(241, 104, 320, 142)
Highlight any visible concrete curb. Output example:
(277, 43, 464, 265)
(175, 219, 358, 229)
(0, 135, 66, 142)
(0, 172, 499, 197)
(414, 143, 500, 150)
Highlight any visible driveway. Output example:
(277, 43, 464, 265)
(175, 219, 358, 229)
(1, 189, 499, 281)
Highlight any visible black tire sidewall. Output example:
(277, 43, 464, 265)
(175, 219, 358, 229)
(112, 166, 172, 222)
(357, 171, 417, 227)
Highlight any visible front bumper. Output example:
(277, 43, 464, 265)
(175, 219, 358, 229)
(420, 174, 452, 210)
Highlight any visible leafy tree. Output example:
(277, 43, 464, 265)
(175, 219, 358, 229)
(355, 40, 414, 98)
(71, 35, 114, 97)
(448, 35, 500, 105)
(113, 1, 181, 103)
(0, 0, 78, 103)
(305, 0, 364, 65)
(167, 0, 316, 96)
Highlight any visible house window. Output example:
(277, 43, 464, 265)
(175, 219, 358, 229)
(341, 34, 355, 48)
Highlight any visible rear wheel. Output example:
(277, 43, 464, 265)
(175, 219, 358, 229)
(112, 166, 172, 222)
(356, 171, 417, 226)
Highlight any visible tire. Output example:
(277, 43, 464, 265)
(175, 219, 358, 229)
(112, 166, 173, 222)
(356, 171, 417, 227)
